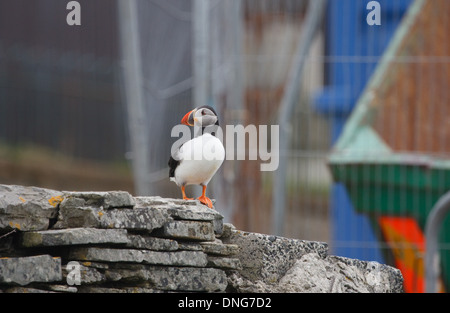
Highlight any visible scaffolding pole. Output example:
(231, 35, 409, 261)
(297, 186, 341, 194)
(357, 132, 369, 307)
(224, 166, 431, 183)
(272, 0, 327, 236)
(193, 0, 210, 108)
(118, 0, 151, 195)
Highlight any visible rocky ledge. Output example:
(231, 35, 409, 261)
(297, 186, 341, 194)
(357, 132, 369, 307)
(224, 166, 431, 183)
(0, 184, 403, 293)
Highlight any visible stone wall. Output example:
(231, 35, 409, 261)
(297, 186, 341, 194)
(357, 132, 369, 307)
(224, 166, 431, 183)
(0, 184, 403, 293)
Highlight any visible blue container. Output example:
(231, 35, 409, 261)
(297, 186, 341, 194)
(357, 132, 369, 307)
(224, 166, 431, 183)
(314, 0, 412, 261)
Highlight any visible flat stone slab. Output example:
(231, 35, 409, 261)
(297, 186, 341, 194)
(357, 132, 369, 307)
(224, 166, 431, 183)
(125, 234, 178, 251)
(147, 266, 227, 292)
(207, 256, 242, 270)
(62, 191, 135, 209)
(20, 228, 129, 247)
(69, 247, 208, 267)
(200, 240, 240, 256)
(162, 220, 215, 241)
(0, 184, 63, 218)
(0, 214, 50, 232)
(135, 196, 224, 235)
(54, 206, 169, 232)
(102, 264, 227, 292)
(0, 255, 62, 286)
(0, 184, 64, 231)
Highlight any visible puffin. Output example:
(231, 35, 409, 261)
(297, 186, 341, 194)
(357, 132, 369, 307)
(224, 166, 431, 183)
(168, 105, 225, 208)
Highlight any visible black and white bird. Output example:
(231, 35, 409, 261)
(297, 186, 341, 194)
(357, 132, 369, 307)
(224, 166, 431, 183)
(168, 106, 225, 208)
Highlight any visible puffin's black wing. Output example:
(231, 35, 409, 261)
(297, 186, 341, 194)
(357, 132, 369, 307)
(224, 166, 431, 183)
(168, 156, 179, 178)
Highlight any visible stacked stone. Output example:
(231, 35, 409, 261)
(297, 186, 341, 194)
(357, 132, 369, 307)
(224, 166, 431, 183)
(0, 185, 240, 293)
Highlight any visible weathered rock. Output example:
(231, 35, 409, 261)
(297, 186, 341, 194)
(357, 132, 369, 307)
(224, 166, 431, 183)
(99, 208, 169, 231)
(207, 256, 242, 270)
(222, 228, 328, 283)
(0, 185, 64, 231)
(63, 191, 135, 209)
(148, 266, 227, 292)
(0, 255, 62, 286)
(104, 265, 227, 292)
(67, 262, 227, 292)
(327, 255, 404, 293)
(69, 247, 208, 267)
(62, 262, 106, 285)
(54, 206, 169, 232)
(200, 240, 240, 256)
(77, 286, 157, 293)
(0, 215, 50, 232)
(0, 185, 63, 218)
(135, 196, 224, 235)
(20, 228, 129, 247)
(0, 184, 404, 293)
(125, 234, 178, 251)
(3, 287, 57, 293)
(162, 220, 215, 241)
(227, 253, 404, 293)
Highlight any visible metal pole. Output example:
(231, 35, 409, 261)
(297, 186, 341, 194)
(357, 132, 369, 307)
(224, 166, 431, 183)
(193, 0, 210, 107)
(425, 190, 450, 293)
(272, 0, 327, 236)
(118, 0, 151, 195)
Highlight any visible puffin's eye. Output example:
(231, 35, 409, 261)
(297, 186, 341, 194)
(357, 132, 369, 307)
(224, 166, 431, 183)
(201, 110, 206, 116)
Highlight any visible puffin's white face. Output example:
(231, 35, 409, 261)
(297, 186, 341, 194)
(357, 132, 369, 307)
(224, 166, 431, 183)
(181, 106, 218, 127)
(192, 107, 217, 127)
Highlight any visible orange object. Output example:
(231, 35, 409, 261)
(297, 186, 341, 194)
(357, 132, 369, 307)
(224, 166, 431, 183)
(379, 216, 444, 293)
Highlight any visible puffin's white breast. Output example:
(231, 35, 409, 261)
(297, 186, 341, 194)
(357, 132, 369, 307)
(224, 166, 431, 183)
(172, 134, 225, 186)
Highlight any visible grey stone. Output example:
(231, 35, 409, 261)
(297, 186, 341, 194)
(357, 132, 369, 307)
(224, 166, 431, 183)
(207, 256, 242, 270)
(20, 228, 129, 247)
(135, 196, 224, 235)
(53, 205, 103, 229)
(0, 214, 50, 232)
(63, 263, 106, 285)
(200, 240, 240, 256)
(54, 206, 170, 232)
(45, 285, 78, 293)
(328, 255, 404, 293)
(148, 266, 227, 292)
(69, 247, 208, 267)
(222, 229, 328, 283)
(77, 286, 157, 293)
(168, 206, 223, 235)
(104, 265, 227, 292)
(125, 234, 178, 251)
(0, 255, 62, 286)
(134, 196, 174, 207)
(0, 184, 63, 218)
(63, 191, 135, 209)
(99, 207, 169, 231)
(0, 185, 63, 231)
(277, 253, 403, 293)
(177, 242, 203, 251)
(4, 287, 57, 293)
(162, 220, 215, 241)
(227, 253, 404, 293)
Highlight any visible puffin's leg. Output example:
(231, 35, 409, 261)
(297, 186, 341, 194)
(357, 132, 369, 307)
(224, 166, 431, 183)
(197, 185, 213, 209)
(181, 185, 193, 200)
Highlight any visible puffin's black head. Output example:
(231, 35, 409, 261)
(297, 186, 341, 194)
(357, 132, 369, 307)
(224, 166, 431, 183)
(181, 105, 219, 127)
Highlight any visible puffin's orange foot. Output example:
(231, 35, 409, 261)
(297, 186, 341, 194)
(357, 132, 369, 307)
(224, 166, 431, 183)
(183, 196, 194, 201)
(198, 195, 213, 209)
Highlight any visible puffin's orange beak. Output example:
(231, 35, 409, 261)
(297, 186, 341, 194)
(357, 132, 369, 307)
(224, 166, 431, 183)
(181, 109, 195, 126)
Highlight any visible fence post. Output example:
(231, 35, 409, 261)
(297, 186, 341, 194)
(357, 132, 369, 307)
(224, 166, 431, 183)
(425, 191, 450, 293)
